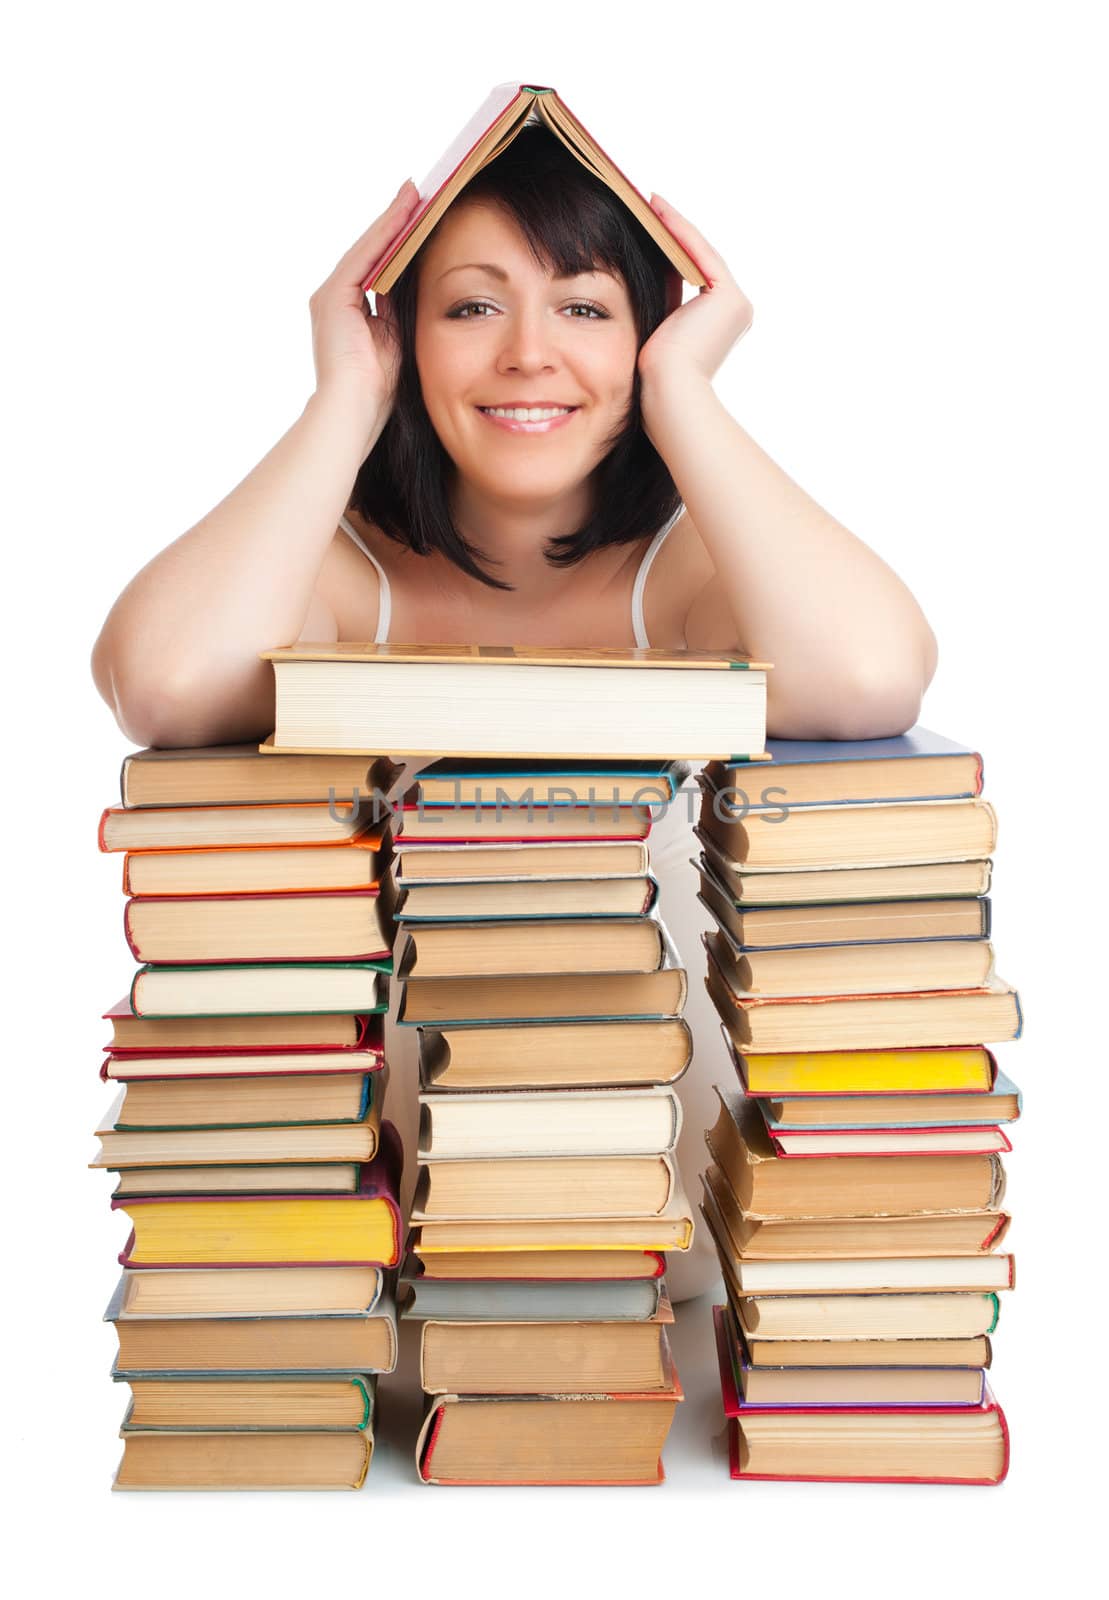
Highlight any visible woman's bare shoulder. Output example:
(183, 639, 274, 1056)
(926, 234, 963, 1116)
(310, 514, 383, 640)
(642, 509, 719, 647)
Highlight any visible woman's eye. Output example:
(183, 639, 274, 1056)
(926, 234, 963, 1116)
(446, 300, 609, 320)
(448, 301, 496, 319)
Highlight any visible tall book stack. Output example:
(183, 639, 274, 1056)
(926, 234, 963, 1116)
(93, 745, 405, 1490)
(392, 759, 694, 1485)
(693, 730, 1021, 1485)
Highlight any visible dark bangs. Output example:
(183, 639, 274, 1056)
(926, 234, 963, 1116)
(349, 124, 681, 591)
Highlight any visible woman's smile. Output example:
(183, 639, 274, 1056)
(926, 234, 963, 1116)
(476, 403, 580, 434)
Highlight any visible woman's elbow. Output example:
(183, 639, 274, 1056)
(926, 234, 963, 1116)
(828, 644, 937, 739)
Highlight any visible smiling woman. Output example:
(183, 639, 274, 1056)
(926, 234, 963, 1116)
(347, 127, 681, 597)
(90, 119, 939, 1297)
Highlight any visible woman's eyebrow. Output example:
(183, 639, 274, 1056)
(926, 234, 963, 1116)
(436, 262, 614, 284)
(437, 262, 509, 283)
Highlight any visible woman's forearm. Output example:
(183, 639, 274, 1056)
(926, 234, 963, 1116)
(642, 374, 938, 738)
(92, 383, 382, 747)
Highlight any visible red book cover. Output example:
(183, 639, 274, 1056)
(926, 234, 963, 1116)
(713, 1306, 1009, 1484)
(360, 81, 706, 303)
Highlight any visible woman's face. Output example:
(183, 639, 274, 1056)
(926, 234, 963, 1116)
(414, 200, 640, 507)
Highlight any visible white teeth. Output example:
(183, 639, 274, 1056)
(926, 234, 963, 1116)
(481, 406, 573, 421)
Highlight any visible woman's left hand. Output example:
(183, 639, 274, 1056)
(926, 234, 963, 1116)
(637, 194, 753, 391)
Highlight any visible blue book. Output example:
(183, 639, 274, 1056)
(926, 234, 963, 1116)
(706, 726, 982, 808)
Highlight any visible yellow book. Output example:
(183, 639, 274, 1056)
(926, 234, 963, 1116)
(737, 1045, 995, 1096)
(114, 1137, 401, 1266)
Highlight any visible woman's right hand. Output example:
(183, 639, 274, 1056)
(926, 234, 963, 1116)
(309, 179, 421, 427)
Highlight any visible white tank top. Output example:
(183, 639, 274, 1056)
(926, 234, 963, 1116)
(338, 504, 685, 648)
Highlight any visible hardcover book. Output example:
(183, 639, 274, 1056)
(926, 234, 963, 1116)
(260, 642, 769, 761)
(360, 81, 708, 296)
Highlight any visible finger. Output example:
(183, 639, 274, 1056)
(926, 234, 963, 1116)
(649, 193, 729, 280)
(331, 182, 420, 283)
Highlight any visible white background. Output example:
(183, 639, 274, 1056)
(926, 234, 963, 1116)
(4, 0, 1104, 1591)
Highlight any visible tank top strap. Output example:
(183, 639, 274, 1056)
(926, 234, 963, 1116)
(338, 515, 392, 644)
(630, 502, 685, 649)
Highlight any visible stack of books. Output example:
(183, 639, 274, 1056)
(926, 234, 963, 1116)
(93, 744, 405, 1490)
(391, 758, 697, 1485)
(694, 730, 1021, 1485)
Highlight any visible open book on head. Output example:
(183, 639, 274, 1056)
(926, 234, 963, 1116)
(361, 81, 709, 298)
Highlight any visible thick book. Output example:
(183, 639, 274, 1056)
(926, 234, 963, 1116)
(758, 1122, 1011, 1158)
(99, 801, 380, 853)
(411, 1151, 680, 1220)
(394, 836, 649, 882)
(418, 1017, 692, 1091)
(400, 924, 686, 1025)
(418, 1085, 680, 1160)
(114, 1428, 373, 1490)
(103, 999, 376, 1055)
(260, 642, 768, 761)
(706, 1086, 1005, 1219)
(118, 1372, 377, 1431)
(397, 910, 668, 979)
(696, 832, 993, 906)
(394, 795, 655, 842)
(706, 923, 995, 997)
(714, 1306, 1008, 1483)
(395, 873, 658, 922)
(128, 958, 391, 1019)
(706, 938, 1022, 1053)
(706, 729, 982, 809)
(108, 1262, 384, 1314)
(361, 81, 708, 295)
(123, 886, 394, 965)
(732, 1038, 998, 1096)
(416, 1378, 683, 1486)
(100, 1065, 380, 1129)
(412, 1186, 694, 1254)
(697, 860, 990, 949)
(400, 1268, 666, 1321)
(409, 1241, 666, 1280)
(419, 1310, 675, 1395)
(119, 746, 400, 809)
(698, 786, 997, 870)
(113, 1123, 402, 1267)
(123, 834, 390, 897)
(410, 758, 691, 808)
(92, 1084, 384, 1168)
(112, 1164, 363, 1198)
(733, 1289, 1002, 1342)
(703, 1161, 1010, 1258)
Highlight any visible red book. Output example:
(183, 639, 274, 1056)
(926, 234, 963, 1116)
(361, 82, 708, 304)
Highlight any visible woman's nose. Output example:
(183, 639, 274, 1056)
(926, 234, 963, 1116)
(495, 307, 559, 375)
